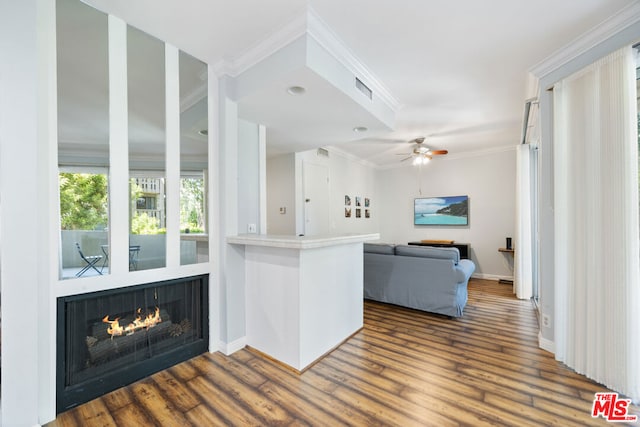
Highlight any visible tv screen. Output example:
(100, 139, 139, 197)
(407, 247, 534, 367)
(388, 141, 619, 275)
(414, 195, 469, 225)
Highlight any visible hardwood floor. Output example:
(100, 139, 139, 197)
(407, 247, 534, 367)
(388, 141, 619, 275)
(48, 279, 638, 426)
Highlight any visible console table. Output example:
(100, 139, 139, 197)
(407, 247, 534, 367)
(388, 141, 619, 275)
(407, 241, 470, 259)
(498, 247, 514, 284)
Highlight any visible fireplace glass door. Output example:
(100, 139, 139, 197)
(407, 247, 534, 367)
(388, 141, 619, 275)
(57, 275, 208, 412)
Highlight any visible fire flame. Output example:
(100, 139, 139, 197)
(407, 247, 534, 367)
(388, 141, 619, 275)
(102, 307, 162, 337)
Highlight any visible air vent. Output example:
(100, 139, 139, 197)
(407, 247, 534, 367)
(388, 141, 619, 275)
(317, 148, 330, 157)
(355, 77, 373, 100)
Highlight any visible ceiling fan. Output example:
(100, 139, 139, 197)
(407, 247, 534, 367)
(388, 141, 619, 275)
(397, 137, 448, 165)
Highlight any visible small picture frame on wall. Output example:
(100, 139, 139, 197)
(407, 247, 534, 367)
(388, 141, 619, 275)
(365, 209, 370, 218)
(356, 208, 362, 218)
(364, 198, 370, 207)
(345, 195, 351, 206)
(345, 207, 351, 218)
(356, 197, 362, 207)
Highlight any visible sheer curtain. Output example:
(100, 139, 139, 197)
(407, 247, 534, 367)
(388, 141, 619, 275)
(553, 46, 639, 402)
(514, 144, 533, 299)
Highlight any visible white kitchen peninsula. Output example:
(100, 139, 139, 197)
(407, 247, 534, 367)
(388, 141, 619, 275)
(227, 233, 379, 372)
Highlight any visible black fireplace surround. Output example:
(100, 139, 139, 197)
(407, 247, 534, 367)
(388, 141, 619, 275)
(56, 275, 208, 413)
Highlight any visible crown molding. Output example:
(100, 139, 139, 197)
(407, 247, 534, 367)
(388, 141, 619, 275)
(530, 2, 640, 78)
(211, 11, 308, 78)
(210, 7, 400, 114)
(306, 8, 402, 112)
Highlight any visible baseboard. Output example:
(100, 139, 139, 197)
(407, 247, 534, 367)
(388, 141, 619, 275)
(217, 337, 247, 355)
(538, 332, 555, 354)
(471, 273, 513, 282)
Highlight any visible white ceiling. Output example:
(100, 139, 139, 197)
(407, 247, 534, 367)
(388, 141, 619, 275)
(79, 0, 637, 167)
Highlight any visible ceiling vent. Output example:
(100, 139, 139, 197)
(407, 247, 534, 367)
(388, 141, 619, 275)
(355, 77, 373, 100)
(317, 147, 330, 157)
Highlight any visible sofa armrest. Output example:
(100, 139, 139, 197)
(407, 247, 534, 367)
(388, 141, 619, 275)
(454, 259, 476, 283)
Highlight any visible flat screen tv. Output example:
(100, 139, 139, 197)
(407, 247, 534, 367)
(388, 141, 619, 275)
(414, 195, 469, 225)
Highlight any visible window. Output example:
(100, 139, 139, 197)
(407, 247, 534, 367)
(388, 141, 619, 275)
(57, 0, 209, 277)
(180, 174, 205, 234)
(179, 50, 209, 265)
(59, 170, 109, 278)
(56, 0, 109, 279)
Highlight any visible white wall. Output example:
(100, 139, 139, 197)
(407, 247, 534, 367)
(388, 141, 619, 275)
(267, 153, 296, 234)
(0, 1, 54, 424)
(238, 119, 261, 234)
(294, 148, 379, 236)
(377, 148, 516, 279)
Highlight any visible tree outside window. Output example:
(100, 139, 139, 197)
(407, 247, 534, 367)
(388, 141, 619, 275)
(59, 172, 108, 230)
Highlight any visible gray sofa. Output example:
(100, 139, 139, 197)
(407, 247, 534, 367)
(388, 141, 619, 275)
(363, 243, 476, 317)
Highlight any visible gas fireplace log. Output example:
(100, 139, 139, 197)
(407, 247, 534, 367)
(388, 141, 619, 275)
(90, 309, 171, 341)
(87, 319, 173, 364)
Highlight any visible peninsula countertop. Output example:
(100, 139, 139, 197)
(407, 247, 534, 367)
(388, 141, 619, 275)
(226, 233, 380, 250)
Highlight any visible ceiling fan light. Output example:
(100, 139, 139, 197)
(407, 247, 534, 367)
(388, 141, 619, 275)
(412, 155, 431, 166)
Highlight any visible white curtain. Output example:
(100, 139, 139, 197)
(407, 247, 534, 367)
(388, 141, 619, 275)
(514, 144, 533, 299)
(553, 46, 639, 402)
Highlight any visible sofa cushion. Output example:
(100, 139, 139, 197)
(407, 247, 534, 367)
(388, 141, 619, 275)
(364, 242, 396, 255)
(394, 245, 460, 263)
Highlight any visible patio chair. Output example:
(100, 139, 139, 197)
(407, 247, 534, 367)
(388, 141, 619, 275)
(129, 245, 141, 271)
(75, 242, 103, 277)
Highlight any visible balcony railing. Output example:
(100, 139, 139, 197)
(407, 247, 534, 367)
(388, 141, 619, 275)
(60, 230, 202, 277)
(134, 178, 162, 194)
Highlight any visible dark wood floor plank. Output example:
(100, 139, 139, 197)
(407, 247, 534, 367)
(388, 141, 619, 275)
(47, 411, 81, 427)
(111, 403, 155, 427)
(401, 386, 540, 427)
(75, 398, 118, 427)
(47, 279, 638, 427)
(129, 379, 191, 426)
(258, 381, 344, 426)
(247, 357, 379, 426)
(316, 359, 482, 426)
(169, 359, 200, 383)
(205, 350, 268, 388)
(482, 392, 587, 427)
(184, 403, 230, 426)
(328, 382, 457, 427)
(338, 340, 488, 402)
(100, 387, 133, 412)
(187, 375, 265, 425)
(189, 355, 293, 425)
(151, 369, 201, 413)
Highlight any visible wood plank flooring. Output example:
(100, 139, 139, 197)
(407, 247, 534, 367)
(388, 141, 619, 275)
(48, 279, 639, 426)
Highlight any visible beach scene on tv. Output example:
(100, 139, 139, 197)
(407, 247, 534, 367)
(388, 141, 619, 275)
(414, 196, 469, 225)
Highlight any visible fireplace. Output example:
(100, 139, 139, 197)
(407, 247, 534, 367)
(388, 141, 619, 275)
(56, 275, 208, 413)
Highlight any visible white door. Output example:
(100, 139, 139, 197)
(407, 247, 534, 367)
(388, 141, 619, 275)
(302, 162, 330, 236)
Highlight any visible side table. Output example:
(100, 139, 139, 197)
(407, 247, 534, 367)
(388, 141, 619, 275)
(498, 248, 514, 284)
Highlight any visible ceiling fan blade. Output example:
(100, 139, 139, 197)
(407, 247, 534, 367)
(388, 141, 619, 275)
(430, 149, 448, 155)
(396, 153, 412, 155)
(400, 155, 413, 162)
